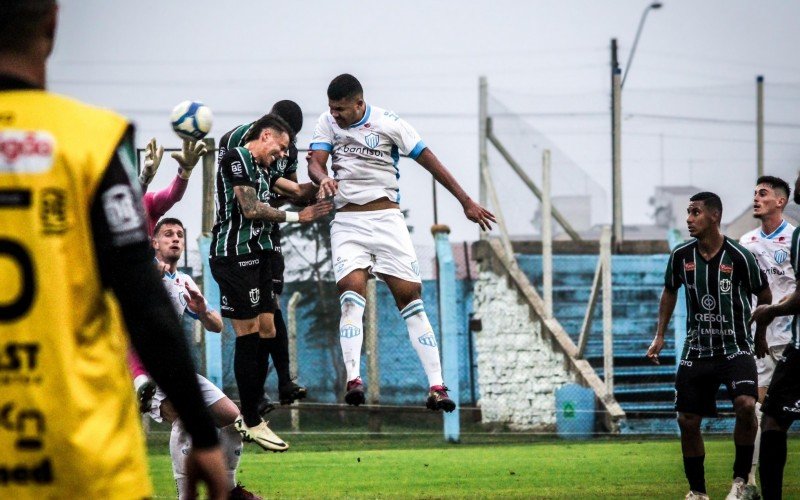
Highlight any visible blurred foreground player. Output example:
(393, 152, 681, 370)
(308, 74, 495, 410)
(0, 1, 226, 498)
(750, 171, 800, 500)
(647, 192, 769, 500)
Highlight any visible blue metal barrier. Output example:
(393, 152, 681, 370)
(433, 225, 460, 442)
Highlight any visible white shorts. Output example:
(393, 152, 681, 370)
(756, 344, 788, 388)
(147, 374, 226, 423)
(331, 209, 421, 283)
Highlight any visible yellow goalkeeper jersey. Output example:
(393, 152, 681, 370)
(0, 88, 151, 499)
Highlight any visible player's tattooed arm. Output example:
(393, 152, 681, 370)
(234, 185, 289, 222)
(235, 185, 333, 223)
(647, 287, 678, 364)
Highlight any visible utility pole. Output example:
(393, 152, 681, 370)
(756, 75, 764, 178)
(610, 39, 623, 247)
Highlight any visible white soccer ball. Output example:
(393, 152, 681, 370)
(170, 100, 213, 141)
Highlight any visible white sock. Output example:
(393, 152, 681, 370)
(750, 401, 762, 485)
(169, 420, 192, 500)
(219, 424, 242, 491)
(339, 291, 366, 382)
(401, 300, 443, 387)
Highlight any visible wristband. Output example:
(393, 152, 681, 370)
(285, 211, 300, 223)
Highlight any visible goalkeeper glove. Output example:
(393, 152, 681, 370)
(138, 138, 163, 187)
(171, 139, 208, 180)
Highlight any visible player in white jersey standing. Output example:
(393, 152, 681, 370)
(739, 175, 795, 489)
(149, 218, 262, 500)
(308, 74, 495, 410)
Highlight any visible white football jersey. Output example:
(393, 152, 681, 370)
(740, 219, 796, 346)
(310, 104, 426, 209)
(161, 268, 204, 320)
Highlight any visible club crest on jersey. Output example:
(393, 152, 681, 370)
(365, 133, 379, 149)
(40, 188, 68, 234)
(720, 264, 733, 274)
(684, 262, 696, 272)
(775, 249, 788, 264)
(418, 331, 437, 348)
(701, 294, 716, 311)
(249, 288, 260, 305)
(720, 278, 732, 294)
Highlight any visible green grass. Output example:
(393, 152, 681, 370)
(146, 433, 800, 499)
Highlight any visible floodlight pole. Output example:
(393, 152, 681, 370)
(621, 2, 663, 89)
(478, 76, 488, 240)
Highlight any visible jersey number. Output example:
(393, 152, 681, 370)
(0, 239, 35, 321)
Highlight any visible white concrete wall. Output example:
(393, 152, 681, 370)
(472, 266, 576, 430)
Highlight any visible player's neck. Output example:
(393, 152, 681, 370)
(0, 52, 46, 89)
(697, 229, 724, 257)
(760, 213, 784, 236)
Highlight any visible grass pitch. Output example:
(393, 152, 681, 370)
(146, 432, 800, 498)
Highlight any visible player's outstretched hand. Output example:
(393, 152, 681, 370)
(139, 138, 164, 188)
(318, 177, 338, 199)
(184, 446, 228, 500)
(463, 199, 496, 231)
(646, 335, 664, 365)
(184, 282, 207, 315)
(298, 200, 333, 223)
(172, 139, 208, 179)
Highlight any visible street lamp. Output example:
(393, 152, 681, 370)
(621, 2, 663, 88)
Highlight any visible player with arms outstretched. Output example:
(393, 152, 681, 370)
(647, 192, 770, 500)
(307, 74, 495, 410)
(210, 114, 331, 450)
(219, 101, 317, 411)
(739, 175, 795, 488)
(0, 1, 226, 497)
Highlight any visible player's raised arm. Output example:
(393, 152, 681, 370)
(308, 111, 338, 197)
(414, 148, 496, 231)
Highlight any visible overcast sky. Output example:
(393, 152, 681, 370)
(49, 0, 800, 251)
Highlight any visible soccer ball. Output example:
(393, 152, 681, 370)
(170, 100, 213, 141)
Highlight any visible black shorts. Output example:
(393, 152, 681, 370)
(209, 251, 276, 319)
(265, 249, 285, 296)
(762, 344, 800, 423)
(675, 351, 758, 417)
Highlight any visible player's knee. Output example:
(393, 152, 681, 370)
(259, 323, 276, 338)
(340, 291, 366, 317)
(677, 413, 701, 432)
(394, 286, 422, 310)
(734, 396, 756, 421)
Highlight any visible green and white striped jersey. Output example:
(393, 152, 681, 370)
(210, 146, 273, 257)
(789, 226, 800, 349)
(665, 236, 768, 360)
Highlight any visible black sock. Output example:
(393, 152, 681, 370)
(270, 309, 292, 388)
(733, 443, 755, 481)
(683, 455, 706, 494)
(256, 337, 271, 394)
(234, 333, 262, 427)
(760, 430, 787, 500)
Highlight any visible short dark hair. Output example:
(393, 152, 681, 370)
(690, 191, 723, 217)
(327, 74, 363, 101)
(270, 100, 303, 135)
(153, 217, 184, 237)
(0, 0, 56, 52)
(244, 113, 295, 144)
(757, 175, 791, 200)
